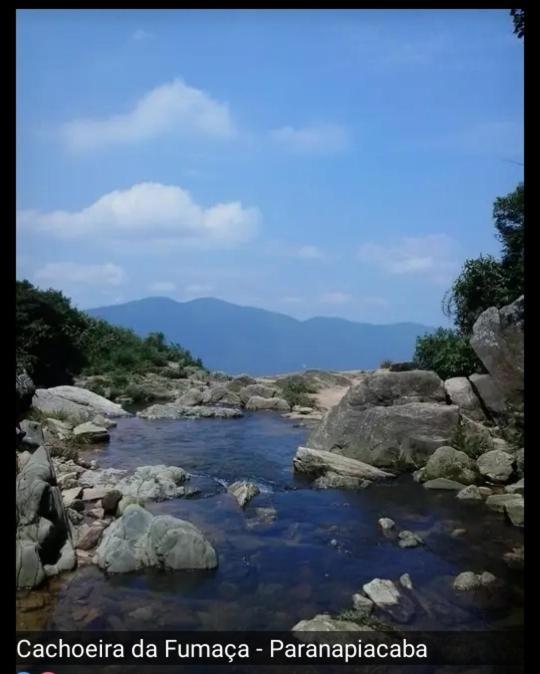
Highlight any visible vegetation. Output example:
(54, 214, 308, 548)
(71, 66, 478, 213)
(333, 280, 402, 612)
(279, 375, 317, 408)
(379, 359, 393, 369)
(414, 182, 523, 380)
(450, 420, 493, 459)
(16, 280, 204, 388)
(510, 9, 524, 39)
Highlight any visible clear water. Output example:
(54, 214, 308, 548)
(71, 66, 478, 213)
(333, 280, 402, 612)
(48, 413, 523, 632)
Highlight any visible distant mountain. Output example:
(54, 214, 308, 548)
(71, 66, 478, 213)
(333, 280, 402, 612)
(86, 297, 434, 376)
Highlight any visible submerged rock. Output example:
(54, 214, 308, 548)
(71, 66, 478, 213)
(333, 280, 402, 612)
(398, 530, 424, 548)
(96, 504, 218, 573)
(362, 578, 415, 623)
(227, 481, 260, 508)
(313, 473, 371, 490)
(378, 517, 396, 533)
(453, 571, 497, 591)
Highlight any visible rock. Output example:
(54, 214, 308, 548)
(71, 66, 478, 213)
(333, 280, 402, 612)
(451, 528, 467, 537)
(245, 396, 290, 411)
(129, 606, 155, 622)
(400, 573, 413, 590)
(32, 385, 129, 422)
(398, 531, 424, 548)
(82, 487, 109, 501)
(62, 487, 82, 508)
(228, 481, 260, 508)
(95, 504, 218, 573)
(16, 370, 35, 416)
(76, 524, 106, 551)
(505, 499, 524, 527)
(505, 478, 524, 494)
(292, 406, 315, 415)
(456, 485, 484, 501)
(292, 614, 366, 632)
(378, 517, 396, 532)
(247, 507, 277, 528)
(67, 508, 83, 524)
(470, 296, 524, 404)
(362, 578, 415, 623)
(444, 377, 485, 421)
(453, 571, 497, 591)
(352, 593, 374, 616)
(308, 371, 459, 470)
(293, 446, 394, 481)
(424, 478, 466, 490)
(88, 506, 105, 519)
(422, 446, 477, 485)
(73, 422, 110, 443)
(201, 386, 241, 407)
(226, 374, 257, 392)
(19, 420, 45, 448)
(114, 465, 188, 502)
(313, 473, 371, 490)
(485, 493, 523, 513)
(16, 540, 45, 590)
(91, 415, 117, 429)
(138, 404, 242, 419)
(17, 450, 32, 472)
(79, 467, 127, 489)
(515, 448, 524, 478)
(239, 384, 279, 404)
(469, 373, 507, 417)
(102, 490, 123, 515)
(476, 450, 515, 483)
(44, 539, 76, 576)
(176, 388, 204, 407)
(503, 546, 524, 570)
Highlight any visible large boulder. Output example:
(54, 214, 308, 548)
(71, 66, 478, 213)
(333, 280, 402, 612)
(32, 386, 129, 423)
(470, 296, 524, 405)
(476, 450, 515, 483)
(245, 396, 290, 411)
(444, 377, 485, 421)
(201, 386, 242, 407)
(468, 374, 507, 418)
(308, 384, 459, 471)
(226, 374, 257, 393)
(293, 446, 394, 481)
(176, 388, 205, 407)
(19, 419, 45, 449)
(72, 422, 110, 443)
(238, 384, 279, 404)
(422, 446, 477, 485)
(114, 465, 188, 502)
(95, 504, 218, 573)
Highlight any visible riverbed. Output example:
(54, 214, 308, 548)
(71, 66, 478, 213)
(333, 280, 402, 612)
(36, 412, 524, 631)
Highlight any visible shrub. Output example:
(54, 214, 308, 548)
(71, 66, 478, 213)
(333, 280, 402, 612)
(280, 375, 317, 408)
(413, 328, 483, 381)
(379, 359, 393, 369)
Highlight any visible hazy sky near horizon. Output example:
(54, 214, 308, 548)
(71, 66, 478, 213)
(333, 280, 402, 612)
(16, 9, 523, 325)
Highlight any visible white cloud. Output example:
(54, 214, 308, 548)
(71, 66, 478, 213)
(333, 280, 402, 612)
(320, 291, 351, 305)
(132, 29, 153, 41)
(150, 281, 176, 293)
(357, 234, 458, 283)
(62, 79, 236, 152)
(296, 245, 325, 260)
(270, 124, 349, 154)
(18, 182, 260, 247)
(35, 262, 126, 287)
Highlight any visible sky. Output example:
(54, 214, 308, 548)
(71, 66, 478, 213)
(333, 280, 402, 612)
(16, 9, 524, 326)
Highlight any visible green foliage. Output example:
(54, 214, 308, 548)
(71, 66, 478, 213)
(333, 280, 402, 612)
(16, 280, 89, 386)
(380, 359, 393, 369)
(450, 421, 493, 459)
(494, 182, 524, 300)
(16, 280, 204, 387)
(413, 328, 483, 381)
(280, 375, 317, 408)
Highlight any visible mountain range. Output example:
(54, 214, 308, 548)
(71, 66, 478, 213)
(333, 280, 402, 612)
(86, 297, 434, 376)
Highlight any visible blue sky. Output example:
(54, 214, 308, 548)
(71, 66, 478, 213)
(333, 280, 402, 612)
(16, 9, 523, 325)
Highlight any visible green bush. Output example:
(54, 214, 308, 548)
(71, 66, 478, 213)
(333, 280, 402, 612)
(379, 359, 393, 369)
(280, 375, 317, 408)
(413, 328, 484, 381)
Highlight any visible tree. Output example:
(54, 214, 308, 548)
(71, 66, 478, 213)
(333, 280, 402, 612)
(493, 182, 524, 299)
(510, 9, 524, 39)
(414, 328, 483, 381)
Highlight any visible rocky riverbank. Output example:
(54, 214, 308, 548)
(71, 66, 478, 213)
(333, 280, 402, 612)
(16, 296, 524, 633)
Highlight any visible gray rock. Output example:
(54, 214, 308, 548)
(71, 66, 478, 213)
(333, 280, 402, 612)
(228, 481, 260, 508)
(505, 499, 524, 527)
(400, 573, 413, 590)
(19, 419, 45, 448)
(453, 571, 496, 591)
(515, 448, 524, 478)
(293, 446, 395, 481)
(245, 396, 290, 411)
(505, 478, 524, 495)
(485, 493, 523, 513)
(201, 386, 242, 407)
(138, 404, 242, 419)
(444, 377, 485, 421)
(115, 465, 188, 502)
(91, 415, 117, 429)
(239, 384, 279, 404)
(308, 372, 459, 470)
(422, 446, 477, 485)
(423, 478, 466, 490)
(456, 485, 484, 501)
(175, 388, 204, 407)
(226, 374, 257, 392)
(16, 370, 35, 416)
(73, 422, 110, 443)
(44, 539, 76, 576)
(476, 450, 515, 483)
(292, 614, 367, 633)
(313, 472, 371, 490)
(352, 593, 374, 616)
(378, 517, 396, 532)
(95, 504, 218, 573)
(470, 296, 524, 404)
(362, 578, 415, 623)
(76, 524, 106, 551)
(398, 530, 424, 548)
(33, 385, 129, 422)
(62, 486, 83, 508)
(82, 487, 109, 501)
(16, 540, 45, 589)
(469, 373, 507, 417)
